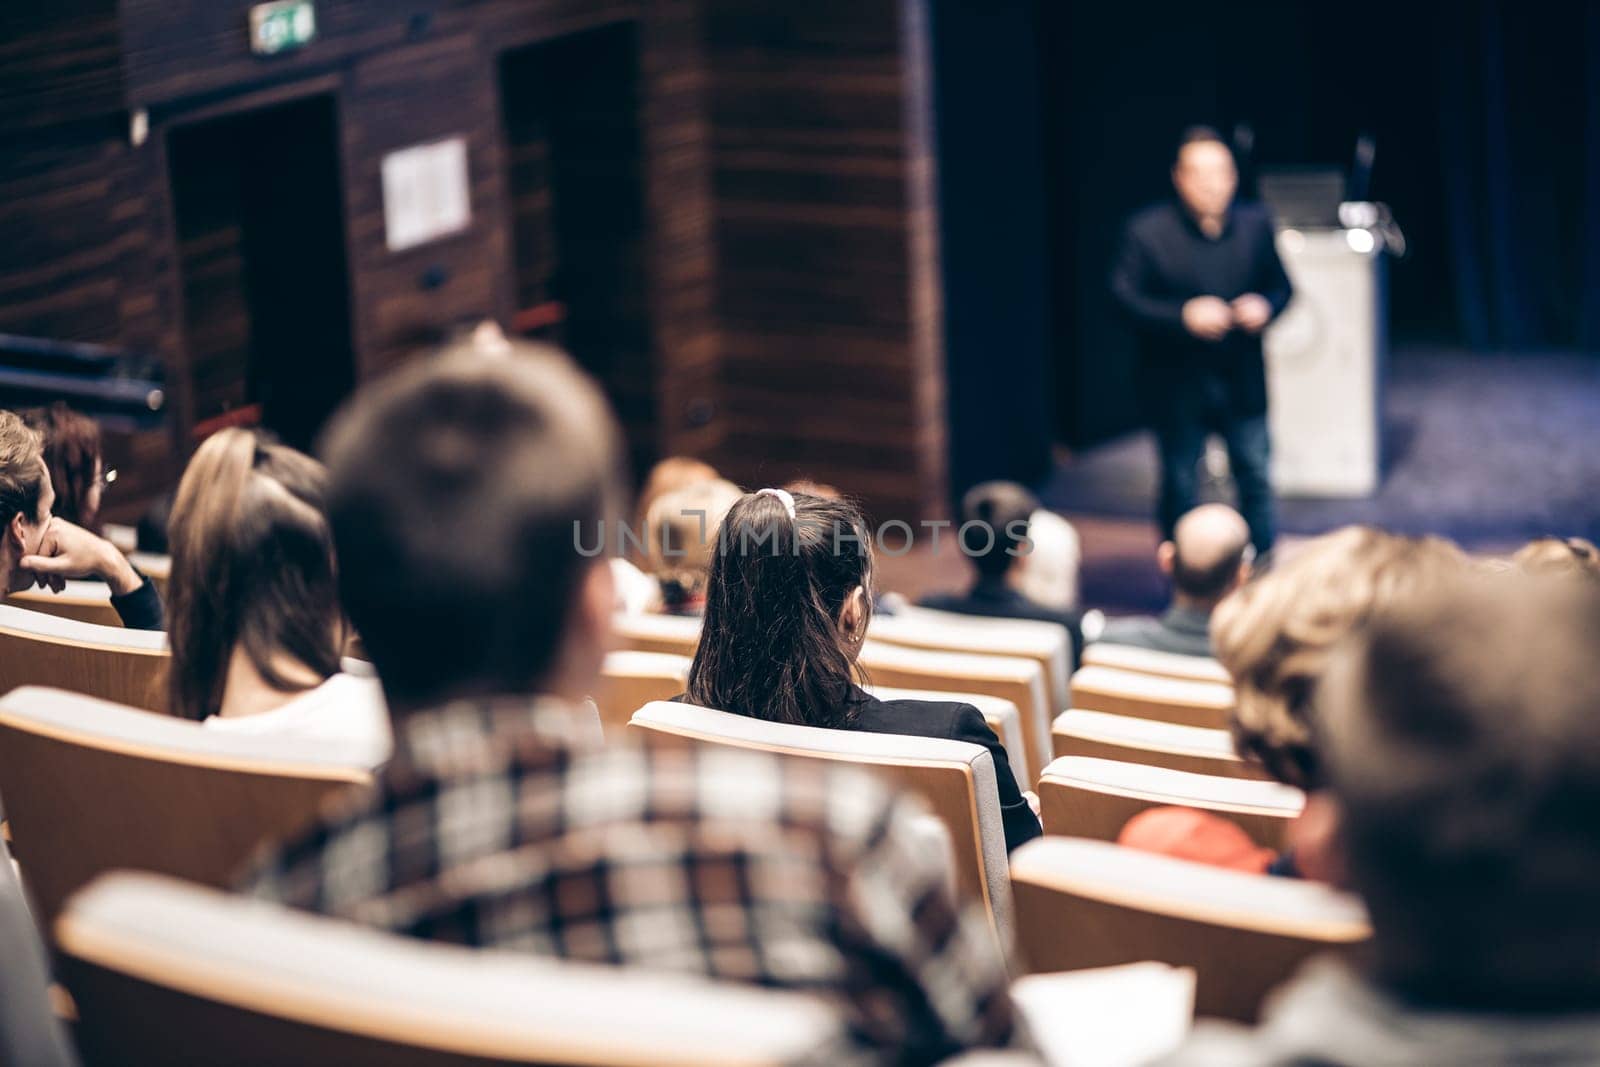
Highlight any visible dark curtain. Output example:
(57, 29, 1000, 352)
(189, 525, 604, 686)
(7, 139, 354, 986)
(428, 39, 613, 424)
(1437, 0, 1600, 350)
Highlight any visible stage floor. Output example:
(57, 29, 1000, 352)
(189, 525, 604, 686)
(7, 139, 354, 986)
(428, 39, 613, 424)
(1041, 346, 1600, 547)
(881, 347, 1600, 617)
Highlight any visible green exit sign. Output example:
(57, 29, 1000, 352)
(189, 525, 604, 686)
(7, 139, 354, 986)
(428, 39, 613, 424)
(249, 0, 316, 56)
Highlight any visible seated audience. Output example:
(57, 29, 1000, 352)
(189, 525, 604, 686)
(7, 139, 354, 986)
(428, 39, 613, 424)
(21, 401, 109, 529)
(0, 410, 162, 629)
(919, 481, 1083, 663)
(166, 428, 389, 765)
(238, 346, 1023, 1064)
(1122, 526, 1465, 880)
(611, 455, 723, 613)
(1513, 535, 1600, 578)
(686, 487, 1042, 853)
(1096, 503, 1249, 658)
(642, 477, 741, 615)
(1159, 573, 1600, 1065)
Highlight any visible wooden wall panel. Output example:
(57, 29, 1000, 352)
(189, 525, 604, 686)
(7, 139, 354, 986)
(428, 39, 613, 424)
(702, 0, 946, 522)
(338, 29, 514, 378)
(0, 2, 122, 132)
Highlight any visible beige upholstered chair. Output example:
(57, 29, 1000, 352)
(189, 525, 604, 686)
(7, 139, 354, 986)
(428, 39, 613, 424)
(1037, 756, 1303, 850)
(858, 640, 1051, 784)
(628, 700, 1014, 953)
(1010, 837, 1369, 1021)
(1081, 642, 1230, 685)
(58, 871, 845, 1067)
(1068, 665, 1233, 729)
(609, 612, 701, 657)
(870, 606, 1071, 723)
(8, 579, 124, 628)
(1051, 710, 1268, 780)
(0, 686, 370, 929)
(0, 603, 169, 711)
(594, 651, 691, 739)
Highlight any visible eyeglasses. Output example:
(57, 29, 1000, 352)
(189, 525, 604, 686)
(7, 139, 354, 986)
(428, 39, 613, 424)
(98, 468, 117, 489)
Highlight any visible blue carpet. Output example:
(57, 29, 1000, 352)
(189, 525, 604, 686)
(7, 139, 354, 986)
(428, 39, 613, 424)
(1040, 346, 1600, 550)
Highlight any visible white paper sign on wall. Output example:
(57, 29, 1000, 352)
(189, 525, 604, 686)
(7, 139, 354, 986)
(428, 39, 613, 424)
(381, 137, 471, 253)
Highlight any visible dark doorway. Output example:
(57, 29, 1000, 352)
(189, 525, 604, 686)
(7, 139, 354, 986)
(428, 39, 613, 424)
(168, 94, 354, 452)
(499, 22, 656, 479)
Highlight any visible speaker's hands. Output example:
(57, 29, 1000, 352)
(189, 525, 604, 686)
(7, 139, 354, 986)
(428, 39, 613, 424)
(1231, 293, 1273, 334)
(1182, 296, 1234, 341)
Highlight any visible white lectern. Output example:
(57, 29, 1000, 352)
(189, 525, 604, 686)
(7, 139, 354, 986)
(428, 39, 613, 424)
(1262, 228, 1386, 497)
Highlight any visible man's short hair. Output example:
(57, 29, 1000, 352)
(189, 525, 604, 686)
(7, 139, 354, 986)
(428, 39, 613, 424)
(1317, 572, 1600, 1010)
(960, 482, 1038, 579)
(1175, 124, 1228, 163)
(0, 411, 46, 530)
(319, 343, 624, 710)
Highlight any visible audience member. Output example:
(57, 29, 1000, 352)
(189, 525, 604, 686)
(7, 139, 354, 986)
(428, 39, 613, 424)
(21, 402, 108, 529)
(238, 346, 1023, 1064)
(1122, 526, 1464, 880)
(0, 410, 162, 629)
(1211, 526, 1466, 790)
(1096, 503, 1250, 658)
(1159, 573, 1600, 1065)
(919, 481, 1084, 664)
(166, 428, 389, 764)
(687, 487, 1042, 853)
(642, 477, 741, 615)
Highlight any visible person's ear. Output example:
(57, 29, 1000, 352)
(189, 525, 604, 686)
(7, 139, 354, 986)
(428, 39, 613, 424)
(1157, 541, 1176, 576)
(6, 510, 27, 554)
(838, 585, 868, 643)
(1287, 792, 1348, 888)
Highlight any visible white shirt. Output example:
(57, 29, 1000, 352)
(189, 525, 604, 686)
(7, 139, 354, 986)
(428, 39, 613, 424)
(203, 673, 393, 767)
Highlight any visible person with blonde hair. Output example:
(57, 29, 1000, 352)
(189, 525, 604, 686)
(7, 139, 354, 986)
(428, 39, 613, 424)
(167, 428, 388, 763)
(1121, 526, 1466, 880)
(643, 477, 741, 615)
(1211, 526, 1467, 790)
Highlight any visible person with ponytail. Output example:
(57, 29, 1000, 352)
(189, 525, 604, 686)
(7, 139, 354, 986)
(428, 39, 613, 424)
(687, 487, 1042, 852)
(167, 428, 389, 764)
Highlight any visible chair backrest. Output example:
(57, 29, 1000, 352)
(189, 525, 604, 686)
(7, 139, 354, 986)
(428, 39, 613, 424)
(8, 580, 123, 628)
(609, 612, 701, 657)
(0, 686, 370, 930)
(1038, 756, 1303, 850)
(870, 686, 1028, 787)
(1068, 665, 1233, 729)
(0, 604, 169, 711)
(1009, 837, 1369, 1021)
(1082, 643, 1230, 685)
(858, 640, 1052, 784)
(594, 651, 691, 739)
(1052, 710, 1268, 781)
(628, 700, 1014, 951)
(870, 606, 1071, 722)
(0, 845, 77, 1067)
(58, 871, 844, 1067)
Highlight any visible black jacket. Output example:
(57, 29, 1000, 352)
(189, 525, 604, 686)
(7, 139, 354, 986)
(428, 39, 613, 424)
(845, 687, 1041, 854)
(1111, 200, 1292, 421)
(110, 574, 163, 631)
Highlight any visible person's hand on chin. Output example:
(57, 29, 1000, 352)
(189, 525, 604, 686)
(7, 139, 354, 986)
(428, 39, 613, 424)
(18, 518, 143, 596)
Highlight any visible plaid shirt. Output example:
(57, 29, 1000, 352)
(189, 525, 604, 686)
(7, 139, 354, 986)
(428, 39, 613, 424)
(237, 697, 1024, 1064)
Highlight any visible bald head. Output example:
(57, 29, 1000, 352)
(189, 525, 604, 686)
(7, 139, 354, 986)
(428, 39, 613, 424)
(1164, 505, 1250, 603)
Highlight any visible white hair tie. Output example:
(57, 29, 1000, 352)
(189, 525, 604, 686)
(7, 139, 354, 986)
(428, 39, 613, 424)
(755, 487, 797, 520)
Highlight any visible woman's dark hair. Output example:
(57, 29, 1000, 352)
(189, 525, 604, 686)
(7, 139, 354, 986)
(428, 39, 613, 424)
(21, 403, 102, 528)
(687, 491, 872, 728)
(166, 428, 343, 721)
